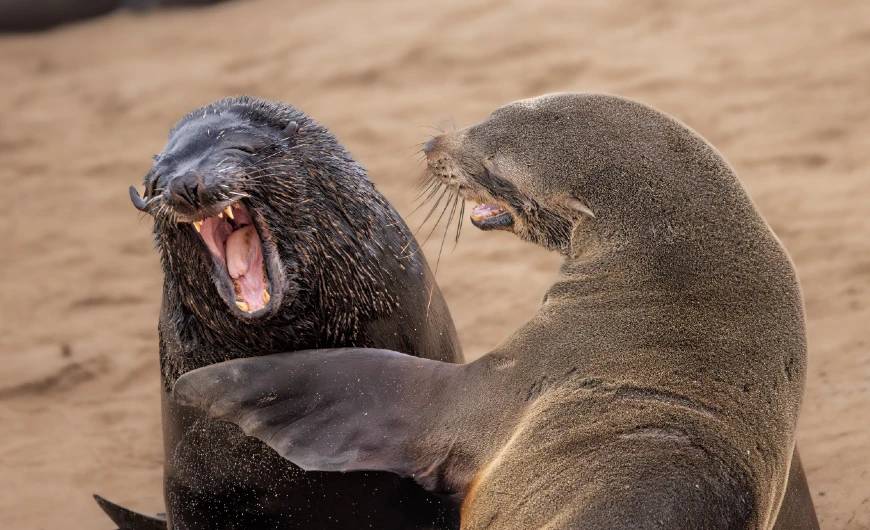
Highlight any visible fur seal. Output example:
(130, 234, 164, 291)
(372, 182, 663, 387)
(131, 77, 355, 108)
(96, 96, 463, 529)
(174, 93, 819, 529)
(0, 0, 118, 32)
(0, 0, 229, 33)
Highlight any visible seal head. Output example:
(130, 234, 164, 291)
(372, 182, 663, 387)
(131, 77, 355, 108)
(136, 97, 465, 382)
(133, 103, 305, 320)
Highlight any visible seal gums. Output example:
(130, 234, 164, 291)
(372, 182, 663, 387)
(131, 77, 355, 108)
(196, 203, 269, 312)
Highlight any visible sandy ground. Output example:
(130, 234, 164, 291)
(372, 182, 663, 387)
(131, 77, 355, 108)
(0, 0, 868, 527)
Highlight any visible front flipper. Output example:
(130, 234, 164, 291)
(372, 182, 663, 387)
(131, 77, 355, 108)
(92, 494, 166, 530)
(771, 448, 821, 530)
(172, 348, 469, 493)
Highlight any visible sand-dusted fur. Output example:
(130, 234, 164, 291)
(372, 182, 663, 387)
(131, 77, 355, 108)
(174, 93, 818, 529)
(101, 97, 463, 530)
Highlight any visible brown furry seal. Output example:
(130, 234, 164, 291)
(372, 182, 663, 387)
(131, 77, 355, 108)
(96, 96, 463, 529)
(173, 93, 819, 529)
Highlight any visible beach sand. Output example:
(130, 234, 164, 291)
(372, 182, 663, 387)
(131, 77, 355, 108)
(0, 0, 868, 527)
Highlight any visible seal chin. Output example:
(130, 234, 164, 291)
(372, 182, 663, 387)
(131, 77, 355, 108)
(470, 203, 515, 231)
(188, 201, 278, 318)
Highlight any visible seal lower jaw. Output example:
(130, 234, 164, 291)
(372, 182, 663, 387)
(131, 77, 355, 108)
(188, 201, 279, 318)
(470, 204, 515, 231)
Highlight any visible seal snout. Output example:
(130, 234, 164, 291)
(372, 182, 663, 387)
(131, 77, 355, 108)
(423, 133, 519, 234)
(423, 136, 438, 155)
(168, 170, 203, 210)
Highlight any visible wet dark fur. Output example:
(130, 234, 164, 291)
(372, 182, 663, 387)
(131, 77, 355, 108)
(0, 0, 227, 33)
(150, 97, 459, 383)
(103, 97, 463, 529)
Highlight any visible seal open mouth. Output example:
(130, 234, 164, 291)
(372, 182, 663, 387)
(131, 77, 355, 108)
(470, 203, 515, 231)
(193, 203, 270, 314)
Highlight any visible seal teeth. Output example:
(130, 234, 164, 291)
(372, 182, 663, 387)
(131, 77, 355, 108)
(236, 301, 250, 312)
(470, 204, 506, 222)
(218, 211, 224, 218)
(263, 290, 270, 304)
(193, 221, 202, 233)
(225, 207, 234, 219)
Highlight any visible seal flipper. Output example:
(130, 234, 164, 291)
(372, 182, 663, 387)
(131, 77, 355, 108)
(771, 449, 821, 530)
(92, 494, 166, 530)
(173, 348, 467, 491)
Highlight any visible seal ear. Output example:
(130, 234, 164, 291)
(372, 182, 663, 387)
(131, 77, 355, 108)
(172, 348, 460, 481)
(555, 195, 595, 218)
(129, 185, 149, 212)
(283, 120, 299, 138)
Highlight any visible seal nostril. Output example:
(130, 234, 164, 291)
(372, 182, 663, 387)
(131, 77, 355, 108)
(423, 137, 438, 155)
(169, 171, 202, 209)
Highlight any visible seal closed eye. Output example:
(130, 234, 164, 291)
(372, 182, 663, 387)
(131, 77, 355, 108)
(96, 96, 464, 530)
(174, 93, 819, 530)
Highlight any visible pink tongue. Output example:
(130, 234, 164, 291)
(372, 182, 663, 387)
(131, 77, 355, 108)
(226, 225, 266, 311)
(201, 216, 233, 261)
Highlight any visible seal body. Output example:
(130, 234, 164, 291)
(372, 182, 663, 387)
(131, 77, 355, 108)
(0, 0, 229, 32)
(0, 0, 118, 32)
(115, 97, 463, 529)
(175, 94, 818, 529)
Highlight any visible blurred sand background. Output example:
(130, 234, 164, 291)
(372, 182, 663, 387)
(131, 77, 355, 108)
(1, 0, 868, 527)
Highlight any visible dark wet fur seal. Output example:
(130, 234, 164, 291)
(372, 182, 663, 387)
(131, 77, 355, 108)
(0, 0, 229, 33)
(174, 93, 819, 529)
(0, 0, 119, 32)
(96, 96, 463, 529)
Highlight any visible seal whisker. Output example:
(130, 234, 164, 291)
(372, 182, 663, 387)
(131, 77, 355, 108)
(415, 184, 450, 229)
(425, 191, 460, 315)
(416, 188, 455, 251)
(454, 198, 466, 248)
(143, 194, 163, 208)
(400, 183, 448, 256)
(419, 124, 444, 134)
(239, 171, 289, 183)
(405, 182, 447, 226)
(410, 178, 442, 208)
(253, 149, 284, 163)
(436, 191, 460, 266)
(399, 142, 428, 158)
(412, 169, 439, 193)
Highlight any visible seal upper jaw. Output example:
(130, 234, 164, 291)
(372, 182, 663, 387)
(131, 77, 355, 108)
(188, 201, 282, 320)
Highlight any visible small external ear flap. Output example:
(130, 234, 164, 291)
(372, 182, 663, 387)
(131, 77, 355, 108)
(283, 120, 299, 138)
(557, 196, 595, 218)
